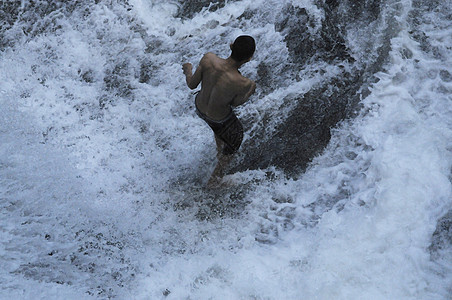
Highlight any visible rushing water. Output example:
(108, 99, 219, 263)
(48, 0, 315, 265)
(1, 0, 451, 299)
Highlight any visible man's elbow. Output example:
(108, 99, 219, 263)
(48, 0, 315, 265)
(231, 97, 245, 107)
(185, 79, 197, 90)
(188, 83, 198, 90)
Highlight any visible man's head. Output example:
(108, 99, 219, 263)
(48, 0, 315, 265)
(230, 35, 255, 62)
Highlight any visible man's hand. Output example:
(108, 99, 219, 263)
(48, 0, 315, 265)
(182, 63, 193, 75)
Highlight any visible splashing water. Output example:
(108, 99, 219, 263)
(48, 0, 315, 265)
(1, 0, 451, 299)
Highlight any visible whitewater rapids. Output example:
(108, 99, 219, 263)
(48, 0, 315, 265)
(1, 0, 451, 299)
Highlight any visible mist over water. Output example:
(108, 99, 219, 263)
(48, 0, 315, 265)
(1, 0, 451, 299)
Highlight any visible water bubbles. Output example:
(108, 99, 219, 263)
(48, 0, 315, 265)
(439, 69, 452, 82)
(400, 46, 413, 59)
(1, 0, 452, 299)
(427, 69, 438, 79)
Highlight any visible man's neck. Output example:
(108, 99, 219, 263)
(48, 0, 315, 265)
(225, 56, 244, 69)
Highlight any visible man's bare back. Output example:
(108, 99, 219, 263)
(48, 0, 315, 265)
(183, 53, 256, 120)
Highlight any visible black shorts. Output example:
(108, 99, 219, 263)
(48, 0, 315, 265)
(196, 105, 243, 155)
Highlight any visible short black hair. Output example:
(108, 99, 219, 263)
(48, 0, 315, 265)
(231, 35, 255, 62)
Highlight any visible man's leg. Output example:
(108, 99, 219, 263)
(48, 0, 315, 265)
(207, 136, 232, 186)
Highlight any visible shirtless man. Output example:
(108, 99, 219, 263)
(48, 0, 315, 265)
(182, 35, 256, 185)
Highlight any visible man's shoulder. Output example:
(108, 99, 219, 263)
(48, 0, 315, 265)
(204, 52, 218, 57)
(198, 52, 217, 69)
(235, 72, 253, 87)
(201, 52, 218, 62)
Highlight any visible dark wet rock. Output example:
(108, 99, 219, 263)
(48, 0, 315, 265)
(235, 73, 361, 176)
(0, 1, 22, 49)
(228, 1, 395, 176)
(429, 209, 452, 258)
(275, 3, 351, 65)
(175, 0, 229, 19)
(275, 6, 316, 65)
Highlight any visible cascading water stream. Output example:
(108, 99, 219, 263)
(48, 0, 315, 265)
(1, 0, 451, 298)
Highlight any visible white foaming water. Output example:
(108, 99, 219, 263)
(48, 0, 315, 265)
(1, 0, 451, 299)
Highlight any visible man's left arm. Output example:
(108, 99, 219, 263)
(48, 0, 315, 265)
(231, 80, 256, 107)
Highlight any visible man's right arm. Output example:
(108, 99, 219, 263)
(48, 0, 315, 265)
(183, 53, 213, 89)
(231, 79, 256, 107)
(183, 62, 203, 90)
